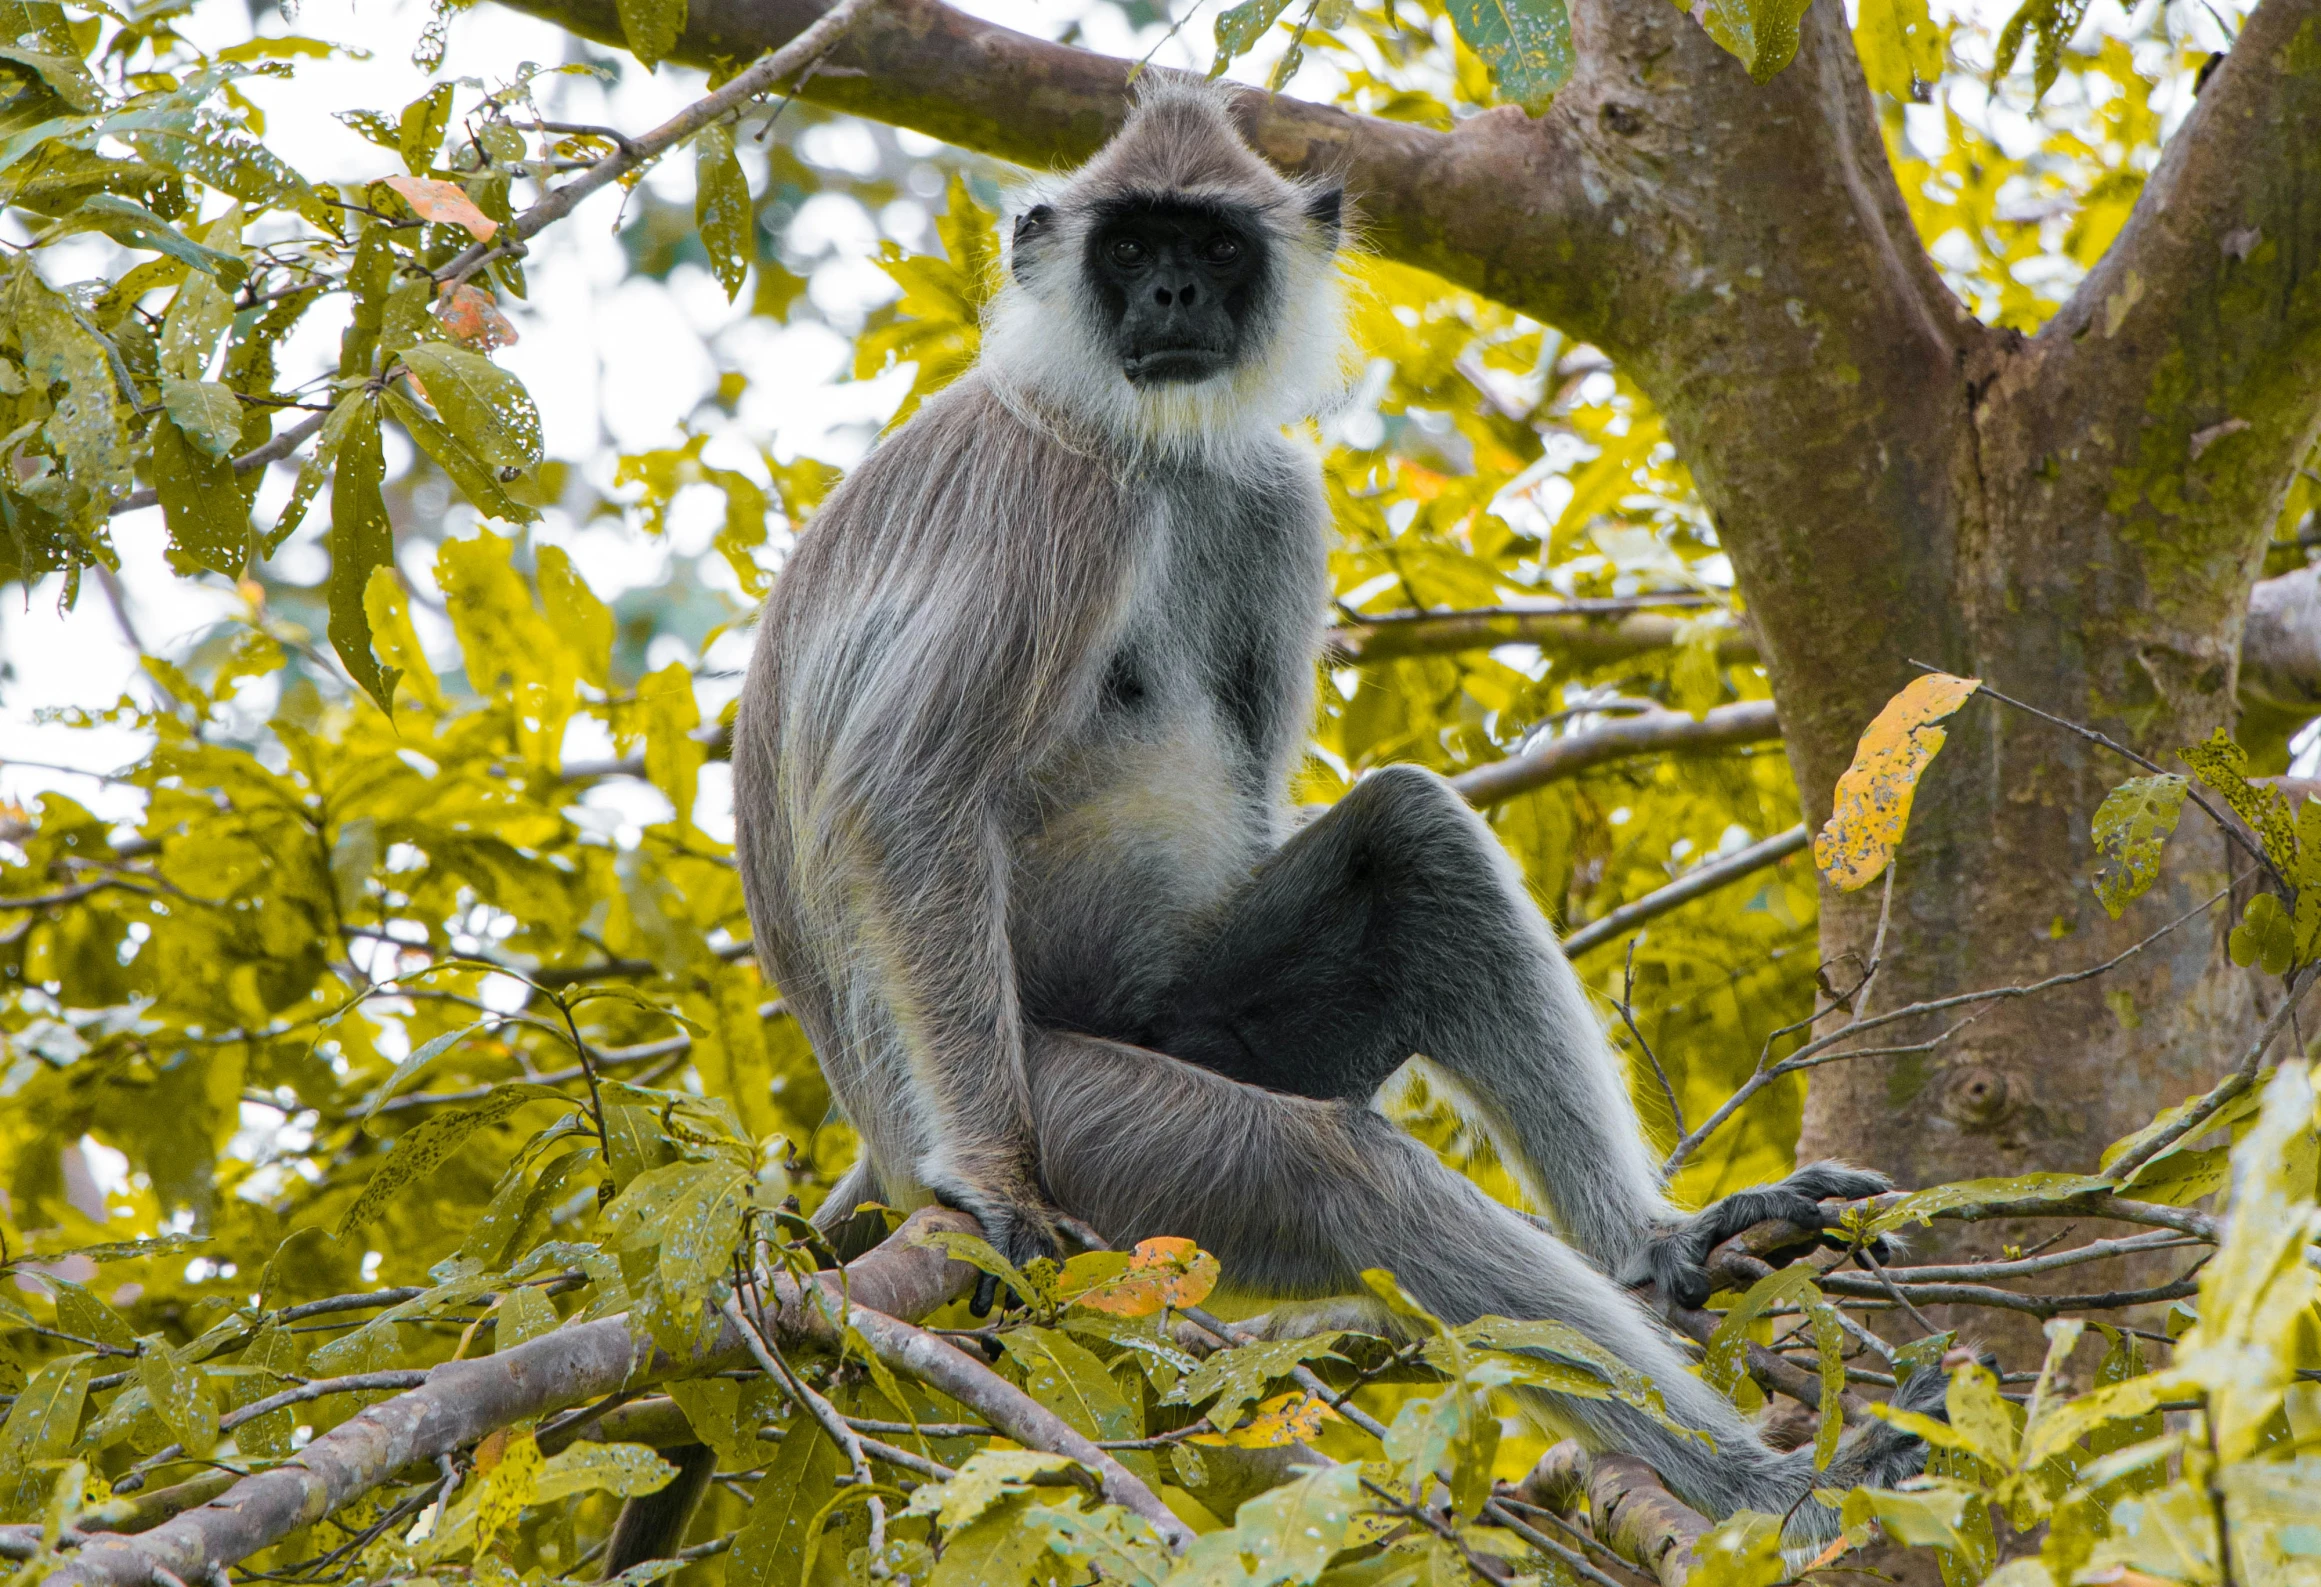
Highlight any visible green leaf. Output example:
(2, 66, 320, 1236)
(45, 1278, 135, 1352)
(902, 1449, 1084, 1530)
(727, 1394, 844, 1587)
(325, 391, 402, 713)
(2180, 728, 2296, 876)
(1702, 1264, 1813, 1400)
(11, 259, 130, 514)
(496, 1281, 561, 1349)
(2228, 892, 2294, 975)
(0, 1354, 92, 1462)
(1865, 1173, 2110, 1237)
(398, 83, 453, 175)
(534, 1441, 676, 1502)
(998, 1325, 1145, 1451)
(1854, 0, 1942, 95)
(614, 0, 685, 67)
(363, 565, 449, 712)
(695, 121, 750, 303)
(924, 1492, 1054, 1587)
(236, 1323, 301, 1459)
(380, 381, 539, 524)
(150, 412, 249, 575)
(639, 661, 704, 827)
(1163, 1332, 1351, 1430)
(2089, 775, 2189, 919)
(1211, 0, 1293, 73)
(159, 377, 243, 459)
(1175, 1461, 1361, 1587)
(1841, 1480, 1977, 1551)
(1990, 0, 2092, 101)
(1690, 0, 1810, 82)
(1945, 1360, 2018, 1472)
(537, 544, 612, 687)
(1444, 0, 1572, 110)
(1016, 1499, 1168, 1587)
(70, 195, 248, 286)
(135, 1333, 218, 1456)
(398, 344, 541, 469)
(335, 1087, 557, 1237)
(359, 1020, 490, 1125)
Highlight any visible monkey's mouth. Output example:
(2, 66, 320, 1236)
(1122, 346, 1233, 385)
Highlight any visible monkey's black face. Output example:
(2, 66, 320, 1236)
(1082, 200, 1268, 386)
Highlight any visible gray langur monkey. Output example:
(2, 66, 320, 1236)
(726, 78, 1939, 1539)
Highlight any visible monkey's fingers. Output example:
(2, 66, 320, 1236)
(971, 1270, 1001, 1318)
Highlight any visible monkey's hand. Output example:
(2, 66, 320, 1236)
(922, 1159, 1063, 1316)
(1628, 1160, 1893, 1311)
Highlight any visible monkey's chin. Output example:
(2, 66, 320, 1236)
(1121, 348, 1234, 386)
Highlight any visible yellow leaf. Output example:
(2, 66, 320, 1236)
(471, 1427, 541, 1552)
(1813, 672, 1983, 891)
(1191, 1391, 1338, 1448)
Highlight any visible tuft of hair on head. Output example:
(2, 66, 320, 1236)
(982, 71, 1353, 464)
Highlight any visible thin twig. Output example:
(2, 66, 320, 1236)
(1664, 879, 2232, 1171)
(1905, 659, 2286, 890)
(2103, 959, 2321, 1181)
(1619, 939, 1686, 1137)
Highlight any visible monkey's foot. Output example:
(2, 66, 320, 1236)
(1633, 1160, 1893, 1311)
(922, 1172, 1064, 1315)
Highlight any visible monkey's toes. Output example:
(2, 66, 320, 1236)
(1782, 1161, 1892, 1203)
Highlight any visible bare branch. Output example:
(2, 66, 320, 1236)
(1562, 826, 1808, 958)
(2026, 0, 2321, 580)
(109, 412, 329, 519)
(42, 1208, 981, 1587)
(1329, 606, 1756, 668)
(841, 1304, 1194, 1549)
(1451, 702, 1781, 809)
(2102, 958, 2321, 1182)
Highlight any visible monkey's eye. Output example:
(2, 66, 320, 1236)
(1109, 237, 1149, 267)
(1202, 235, 1241, 264)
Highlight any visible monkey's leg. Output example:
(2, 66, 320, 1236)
(1148, 762, 1885, 1302)
(1027, 1031, 1927, 1533)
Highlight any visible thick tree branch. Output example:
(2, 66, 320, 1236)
(2019, 0, 2321, 581)
(1507, 1445, 1709, 1587)
(486, 0, 1626, 328)
(43, 1208, 981, 1587)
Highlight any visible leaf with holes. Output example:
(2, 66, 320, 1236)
(695, 122, 751, 302)
(2090, 775, 2189, 919)
(1445, 0, 1572, 109)
(1813, 672, 1982, 891)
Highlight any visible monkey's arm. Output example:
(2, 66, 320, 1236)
(760, 382, 1131, 1274)
(850, 804, 1059, 1269)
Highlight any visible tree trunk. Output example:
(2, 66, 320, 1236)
(502, 0, 2321, 1345)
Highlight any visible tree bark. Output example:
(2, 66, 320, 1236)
(491, 0, 2321, 1357)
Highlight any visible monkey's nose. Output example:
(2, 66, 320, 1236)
(1152, 282, 1199, 307)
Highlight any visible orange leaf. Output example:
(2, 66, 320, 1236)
(1812, 672, 1982, 892)
(1072, 1236, 1221, 1316)
(437, 282, 518, 349)
(385, 176, 498, 241)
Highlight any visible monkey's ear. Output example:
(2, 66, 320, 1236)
(1011, 204, 1056, 281)
(1304, 186, 1343, 249)
(1013, 204, 1056, 249)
